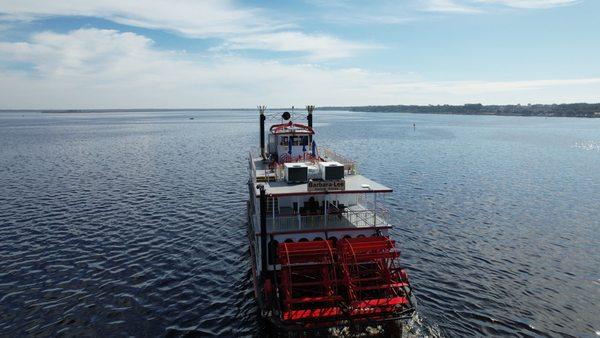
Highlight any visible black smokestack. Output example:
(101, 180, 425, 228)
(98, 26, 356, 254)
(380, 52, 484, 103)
(307, 105, 314, 128)
(259, 108, 266, 159)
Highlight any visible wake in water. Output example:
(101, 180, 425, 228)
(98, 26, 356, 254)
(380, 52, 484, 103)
(402, 312, 444, 338)
(256, 311, 443, 337)
(321, 312, 443, 338)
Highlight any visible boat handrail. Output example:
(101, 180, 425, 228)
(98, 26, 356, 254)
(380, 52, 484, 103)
(249, 147, 358, 182)
(266, 207, 389, 232)
(320, 147, 358, 174)
(248, 151, 257, 182)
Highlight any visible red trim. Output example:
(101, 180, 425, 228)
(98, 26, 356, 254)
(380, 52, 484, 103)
(255, 189, 393, 198)
(270, 121, 314, 134)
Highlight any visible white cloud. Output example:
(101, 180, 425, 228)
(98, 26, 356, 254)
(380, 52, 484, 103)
(306, 1, 418, 25)
(0, 29, 162, 79)
(0, 0, 373, 61)
(0, 0, 269, 37)
(1, 28, 599, 109)
(0, 0, 581, 62)
(374, 78, 600, 95)
(420, 0, 482, 13)
(474, 0, 580, 9)
(420, 0, 580, 12)
(221, 32, 376, 61)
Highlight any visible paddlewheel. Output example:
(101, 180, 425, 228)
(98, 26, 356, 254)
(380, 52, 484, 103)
(337, 236, 412, 319)
(275, 236, 414, 326)
(277, 240, 343, 322)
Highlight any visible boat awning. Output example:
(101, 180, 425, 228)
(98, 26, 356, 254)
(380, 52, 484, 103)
(255, 174, 393, 197)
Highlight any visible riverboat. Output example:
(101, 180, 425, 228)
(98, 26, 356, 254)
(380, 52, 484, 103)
(247, 106, 415, 336)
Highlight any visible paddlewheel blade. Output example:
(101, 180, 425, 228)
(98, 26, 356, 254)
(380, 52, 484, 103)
(337, 237, 411, 317)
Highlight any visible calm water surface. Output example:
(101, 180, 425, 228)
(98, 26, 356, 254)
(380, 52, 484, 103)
(0, 111, 599, 337)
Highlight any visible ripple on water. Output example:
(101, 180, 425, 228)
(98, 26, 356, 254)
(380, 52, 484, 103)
(1, 111, 599, 337)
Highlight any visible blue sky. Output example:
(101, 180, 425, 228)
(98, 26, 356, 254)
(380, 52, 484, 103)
(0, 0, 598, 108)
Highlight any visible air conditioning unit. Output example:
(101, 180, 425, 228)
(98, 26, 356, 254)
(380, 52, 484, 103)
(319, 161, 344, 180)
(284, 163, 308, 183)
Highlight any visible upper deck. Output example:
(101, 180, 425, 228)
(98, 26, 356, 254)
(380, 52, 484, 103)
(248, 107, 397, 262)
(250, 155, 392, 197)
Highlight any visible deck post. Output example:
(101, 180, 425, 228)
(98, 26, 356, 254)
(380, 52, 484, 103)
(306, 105, 314, 145)
(373, 193, 377, 227)
(296, 196, 301, 230)
(259, 106, 266, 159)
(258, 184, 268, 276)
(272, 197, 275, 220)
(324, 195, 328, 229)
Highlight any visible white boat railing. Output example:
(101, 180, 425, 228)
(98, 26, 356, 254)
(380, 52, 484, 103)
(320, 147, 358, 174)
(249, 149, 278, 182)
(248, 151, 257, 182)
(249, 147, 359, 183)
(267, 207, 389, 232)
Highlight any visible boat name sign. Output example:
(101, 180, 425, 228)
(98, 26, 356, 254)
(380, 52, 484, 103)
(307, 179, 345, 192)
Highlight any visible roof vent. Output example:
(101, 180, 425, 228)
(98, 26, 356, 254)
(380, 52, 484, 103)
(319, 161, 344, 180)
(284, 163, 308, 183)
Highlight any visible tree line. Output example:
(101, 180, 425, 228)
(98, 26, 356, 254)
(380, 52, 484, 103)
(320, 103, 600, 118)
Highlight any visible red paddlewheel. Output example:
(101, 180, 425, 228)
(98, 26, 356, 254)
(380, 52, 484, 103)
(277, 240, 341, 315)
(337, 237, 411, 316)
(274, 237, 413, 324)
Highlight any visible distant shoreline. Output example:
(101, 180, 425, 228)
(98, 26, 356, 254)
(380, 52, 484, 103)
(1, 103, 599, 118)
(39, 108, 257, 113)
(320, 103, 600, 118)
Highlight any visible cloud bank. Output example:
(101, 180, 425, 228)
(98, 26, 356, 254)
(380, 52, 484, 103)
(0, 28, 598, 109)
(0, 0, 371, 61)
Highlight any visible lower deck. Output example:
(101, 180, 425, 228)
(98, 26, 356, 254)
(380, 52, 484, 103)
(264, 204, 390, 234)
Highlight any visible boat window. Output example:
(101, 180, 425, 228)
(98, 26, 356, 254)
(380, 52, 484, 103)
(301, 136, 309, 146)
(280, 136, 288, 146)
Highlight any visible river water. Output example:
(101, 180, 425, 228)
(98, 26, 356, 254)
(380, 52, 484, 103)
(0, 110, 598, 337)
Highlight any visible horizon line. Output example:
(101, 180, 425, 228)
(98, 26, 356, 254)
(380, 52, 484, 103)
(2, 102, 600, 112)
